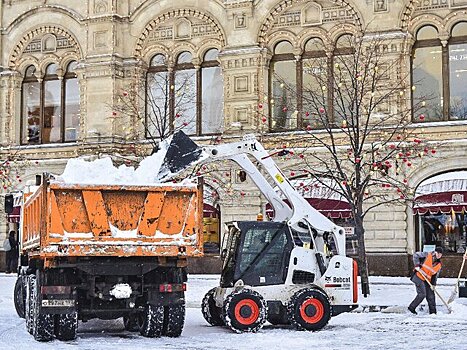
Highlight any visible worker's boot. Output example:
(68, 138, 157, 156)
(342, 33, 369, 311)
(407, 306, 417, 315)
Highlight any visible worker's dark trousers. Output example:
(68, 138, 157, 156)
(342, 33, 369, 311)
(409, 274, 436, 314)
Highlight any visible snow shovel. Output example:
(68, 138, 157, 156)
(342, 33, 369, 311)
(417, 269, 453, 314)
(156, 130, 204, 181)
(447, 249, 467, 304)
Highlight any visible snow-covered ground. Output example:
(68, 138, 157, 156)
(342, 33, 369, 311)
(0, 273, 466, 350)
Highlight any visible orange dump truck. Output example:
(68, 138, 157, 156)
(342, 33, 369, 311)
(11, 174, 203, 342)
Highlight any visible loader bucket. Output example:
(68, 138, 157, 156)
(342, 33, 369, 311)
(157, 130, 203, 181)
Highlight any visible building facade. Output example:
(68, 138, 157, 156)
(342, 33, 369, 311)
(1, 0, 466, 276)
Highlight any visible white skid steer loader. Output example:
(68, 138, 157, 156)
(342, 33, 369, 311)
(158, 131, 359, 333)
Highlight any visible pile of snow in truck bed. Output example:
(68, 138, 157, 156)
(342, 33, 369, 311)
(57, 139, 171, 185)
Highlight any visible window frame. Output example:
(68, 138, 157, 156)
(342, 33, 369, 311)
(20, 62, 79, 145)
(146, 49, 222, 137)
(411, 23, 467, 122)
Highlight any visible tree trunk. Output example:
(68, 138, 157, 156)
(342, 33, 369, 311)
(355, 215, 370, 297)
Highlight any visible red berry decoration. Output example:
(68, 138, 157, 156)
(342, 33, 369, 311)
(419, 114, 425, 120)
(258, 103, 263, 109)
(319, 107, 325, 114)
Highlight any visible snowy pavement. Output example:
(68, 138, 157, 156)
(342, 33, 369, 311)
(0, 273, 466, 350)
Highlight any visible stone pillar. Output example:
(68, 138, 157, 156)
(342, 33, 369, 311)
(218, 46, 271, 135)
(0, 70, 21, 146)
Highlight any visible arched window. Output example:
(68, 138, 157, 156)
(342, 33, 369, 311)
(21, 61, 80, 144)
(147, 54, 170, 139)
(268, 35, 356, 131)
(146, 49, 223, 138)
(270, 41, 297, 130)
(201, 49, 223, 134)
(333, 34, 355, 125)
(302, 38, 327, 129)
(449, 22, 467, 120)
(174, 51, 197, 135)
(22, 65, 40, 144)
(64, 61, 80, 141)
(412, 25, 443, 122)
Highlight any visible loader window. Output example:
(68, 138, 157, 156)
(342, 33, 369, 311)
(234, 222, 292, 286)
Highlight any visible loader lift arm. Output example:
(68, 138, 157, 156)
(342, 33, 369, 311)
(159, 132, 347, 256)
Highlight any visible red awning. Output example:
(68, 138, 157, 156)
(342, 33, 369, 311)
(413, 191, 467, 215)
(266, 198, 352, 219)
(7, 206, 21, 223)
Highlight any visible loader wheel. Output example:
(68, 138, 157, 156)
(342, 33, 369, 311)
(14, 276, 26, 319)
(201, 287, 224, 326)
(32, 272, 54, 342)
(138, 304, 164, 338)
(287, 288, 331, 331)
(25, 275, 36, 335)
(223, 289, 267, 333)
(54, 312, 78, 341)
(162, 302, 185, 337)
(123, 314, 139, 332)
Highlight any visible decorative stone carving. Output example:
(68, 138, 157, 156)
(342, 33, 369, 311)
(234, 75, 249, 93)
(94, 31, 108, 48)
(374, 0, 388, 12)
(10, 26, 80, 68)
(174, 19, 192, 40)
(94, 0, 108, 14)
(415, 0, 449, 11)
(135, 10, 224, 57)
(259, 0, 362, 45)
(301, 3, 322, 26)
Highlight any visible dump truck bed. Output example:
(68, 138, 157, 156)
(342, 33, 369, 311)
(21, 181, 203, 259)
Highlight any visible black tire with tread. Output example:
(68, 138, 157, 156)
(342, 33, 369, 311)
(54, 312, 78, 341)
(223, 288, 267, 333)
(287, 288, 331, 331)
(32, 271, 54, 342)
(25, 275, 36, 335)
(201, 287, 224, 326)
(162, 303, 185, 337)
(14, 276, 26, 319)
(138, 304, 164, 338)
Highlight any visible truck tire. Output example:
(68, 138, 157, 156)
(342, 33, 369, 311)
(54, 312, 78, 341)
(123, 314, 139, 332)
(32, 273, 54, 342)
(138, 304, 164, 338)
(25, 275, 36, 335)
(287, 288, 331, 331)
(201, 287, 224, 326)
(14, 276, 26, 318)
(162, 303, 185, 337)
(223, 289, 267, 333)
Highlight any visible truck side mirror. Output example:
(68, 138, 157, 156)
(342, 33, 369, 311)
(4, 194, 14, 214)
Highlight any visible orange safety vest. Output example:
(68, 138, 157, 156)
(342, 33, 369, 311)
(416, 253, 441, 282)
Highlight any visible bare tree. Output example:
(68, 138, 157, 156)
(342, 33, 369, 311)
(0, 148, 28, 192)
(111, 68, 197, 154)
(265, 32, 438, 296)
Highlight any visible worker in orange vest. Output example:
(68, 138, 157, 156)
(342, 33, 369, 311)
(408, 246, 443, 315)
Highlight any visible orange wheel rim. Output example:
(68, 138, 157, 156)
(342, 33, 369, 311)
(299, 298, 324, 324)
(234, 299, 260, 325)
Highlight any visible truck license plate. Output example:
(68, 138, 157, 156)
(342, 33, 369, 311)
(42, 299, 74, 307)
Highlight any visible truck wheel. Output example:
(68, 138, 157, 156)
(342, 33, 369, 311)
(14, 276, 26, 318)
(162, 303, 185, 337)
(201, 287, 224, 326)
(223, 289, 267, 333)
(25, 275, 36, 335)
(54, 312, 78, 341)
(287, 288, 331, 331)
(32, 274, 54, 342)
(123, 314, 139, 332)
(138, 304, 164, 338)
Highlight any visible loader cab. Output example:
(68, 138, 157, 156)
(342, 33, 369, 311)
(220, 221, 294, 288)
